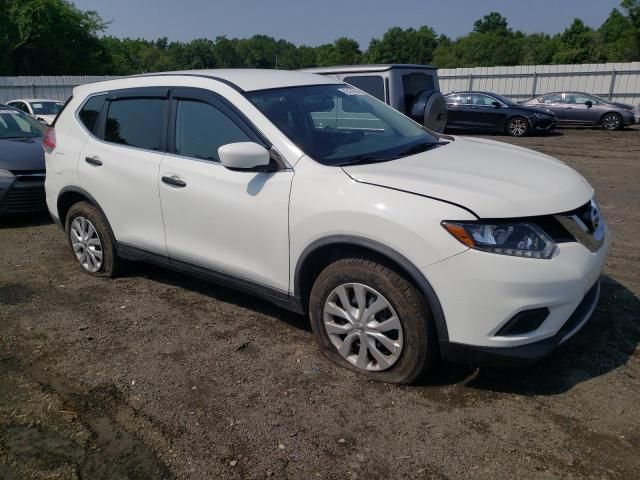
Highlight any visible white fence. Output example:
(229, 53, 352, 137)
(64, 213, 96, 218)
(0, 76, 116, 103)
(2, 62, 640, 106)
(439, 62, 640, 106)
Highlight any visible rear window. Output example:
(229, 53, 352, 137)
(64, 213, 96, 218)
(104, 98, 165, 151)
(402, 73, 435, 113)
(78, 95, 106, 133)
(343, 76, 385, 102)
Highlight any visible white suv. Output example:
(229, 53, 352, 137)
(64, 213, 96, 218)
(44, 70, 609, 384)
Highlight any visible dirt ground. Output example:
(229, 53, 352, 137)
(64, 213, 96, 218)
(1, 126, 639, 480)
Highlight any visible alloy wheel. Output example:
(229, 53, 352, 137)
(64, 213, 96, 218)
(602, 114, 621, 130)
(508, 118, 527, 136)
(70, 216, 103, 273)
(323, 283, 403, 372)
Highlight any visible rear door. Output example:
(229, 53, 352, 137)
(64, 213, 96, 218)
(444, 94, 474, 129)
(564, 93, 599, 124)
(538, 93, 566, 121)
(78, 88, 169, 255)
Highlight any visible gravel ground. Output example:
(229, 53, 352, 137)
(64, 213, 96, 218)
(1, 126, 639, 479)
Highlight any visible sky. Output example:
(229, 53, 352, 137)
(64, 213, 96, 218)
(73, 0, 624, 48)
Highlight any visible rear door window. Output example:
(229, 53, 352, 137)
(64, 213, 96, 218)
(104, 98, 165, 151)
(343, 76, 385, 102)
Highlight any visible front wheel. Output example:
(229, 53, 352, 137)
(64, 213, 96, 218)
(309, 258, 438, 384)
(507, 116, 529, 137)
(601, 113, 622, 131)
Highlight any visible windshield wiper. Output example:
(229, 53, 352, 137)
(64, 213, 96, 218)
(336, 154, 390, 167)
(391, 141, 440, 159)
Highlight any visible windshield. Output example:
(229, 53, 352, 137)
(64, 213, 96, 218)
(0, 108, 46, 139)
(491, 94, 517, 106)
(30, 101, 64, 115)
(246, 84, 439, 166)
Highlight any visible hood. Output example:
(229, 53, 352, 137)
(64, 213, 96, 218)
(512, 104, 554, 116)
(343, 136, 593, 218)
(0, 137, 45, 172)
(609, 102, 634, 110)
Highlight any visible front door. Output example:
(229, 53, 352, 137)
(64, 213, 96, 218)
(158, 88, 293, 293)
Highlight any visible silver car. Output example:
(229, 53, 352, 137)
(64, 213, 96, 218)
(521, 92, 636, 130)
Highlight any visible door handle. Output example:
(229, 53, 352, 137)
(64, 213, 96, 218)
(85, 156, 102, 166)
(162, 175, 187, 188)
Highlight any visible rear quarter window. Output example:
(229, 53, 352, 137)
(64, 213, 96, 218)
(343, 76, 386, 102)
(78, 95, 106, 133)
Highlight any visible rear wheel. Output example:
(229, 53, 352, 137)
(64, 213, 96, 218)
(309, 258, 438, 384)
(601, 112, 622, 131)
(65, 202, 119, 277)
(507, 116, 529, 137)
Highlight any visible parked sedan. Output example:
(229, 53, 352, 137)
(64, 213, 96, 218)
(444, 91, 556, 137)
(0, 105, 47, 215)
(6, 98, 65, 126)
(521, 92, 636, 130)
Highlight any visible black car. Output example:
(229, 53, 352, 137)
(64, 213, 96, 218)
(0, 104, 47, 215)
(444, 91, 556, 137)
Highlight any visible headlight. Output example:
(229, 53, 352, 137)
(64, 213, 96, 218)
(534, 112, 551, 119)
(442, 221, 557, 259)
(0, 169, 15, 178)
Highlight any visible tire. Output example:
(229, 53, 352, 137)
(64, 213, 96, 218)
(601, 112, 622, 131)
(65, 201, 119, 277)
(507, 116, 529, 137)
(309, 257, 438, 384)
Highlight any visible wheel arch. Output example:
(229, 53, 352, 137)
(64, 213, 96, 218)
(294, 235, 449, 342)
(599, 110, 622, 123)
(57, 186, 109, 231)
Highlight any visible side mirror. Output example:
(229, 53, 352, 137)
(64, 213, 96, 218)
(491, 101, 502, 108)
(218, 142, 271, 171)
(585, 100, 593, 108)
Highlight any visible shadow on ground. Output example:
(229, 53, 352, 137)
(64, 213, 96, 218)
(458, 276, 639, 395)
(122, 256, 638, 396)
(0, 211, 52, 229)
(120, 260, 310, 333)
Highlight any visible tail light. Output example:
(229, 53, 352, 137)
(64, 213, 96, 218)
(43, 127, 56, 153)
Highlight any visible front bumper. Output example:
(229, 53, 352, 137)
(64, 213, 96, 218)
(422, 226, 609, 366)
(530, 116, 556, 131)
(440, 281, 600, 367)
(0, 173, 46, 214)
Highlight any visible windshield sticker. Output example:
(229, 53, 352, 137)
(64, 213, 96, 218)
(338, 87, 365, 96)
(32, 103, 43, 109)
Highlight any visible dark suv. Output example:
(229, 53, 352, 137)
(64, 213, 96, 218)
(521, 92, 637, 130)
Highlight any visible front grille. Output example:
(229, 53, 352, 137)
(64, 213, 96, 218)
(554, 199, 605, 252)
(0, 185, 46, 213)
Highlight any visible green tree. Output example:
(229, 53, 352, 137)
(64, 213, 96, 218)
(315, 37, 362, 66)
(3, 0, 110, 74)
(552, 19, 602, 63)
(366, 26, 438, 64)
(473, 12, 510, 35)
